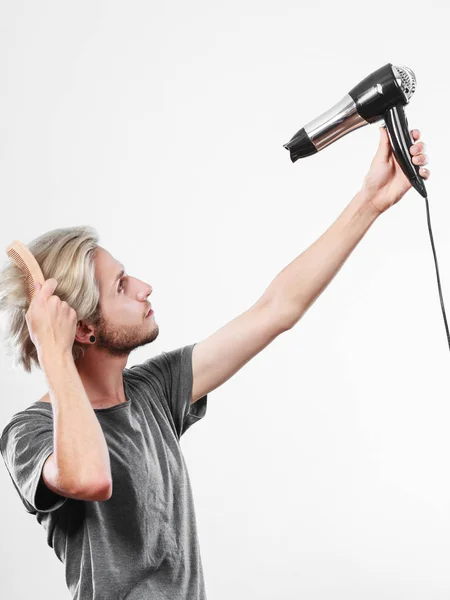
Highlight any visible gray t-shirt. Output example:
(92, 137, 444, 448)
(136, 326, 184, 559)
(0, 343, 208, 600)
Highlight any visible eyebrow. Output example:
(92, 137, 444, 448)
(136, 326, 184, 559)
(111, 265, 125, 290)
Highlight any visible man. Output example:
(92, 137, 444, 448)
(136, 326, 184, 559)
(0, 127, 429, 599)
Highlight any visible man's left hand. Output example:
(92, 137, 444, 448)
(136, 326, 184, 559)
(360, 126, 430, 215)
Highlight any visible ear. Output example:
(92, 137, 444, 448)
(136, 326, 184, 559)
(74, 320, 95, 345)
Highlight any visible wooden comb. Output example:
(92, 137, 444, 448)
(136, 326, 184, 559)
(6, 240, 46, 302)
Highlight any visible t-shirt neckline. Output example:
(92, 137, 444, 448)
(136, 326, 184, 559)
(33, 369, 133, 413)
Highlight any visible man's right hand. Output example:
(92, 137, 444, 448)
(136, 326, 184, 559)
(25, 278, 78, 358)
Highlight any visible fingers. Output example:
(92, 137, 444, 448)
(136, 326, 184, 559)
(412, 152, 428, 165)
(410, 130, 430, 179)
(34, 278, 58, 299)
(412, 149, 430, 179)
(411, 141, 426, 155)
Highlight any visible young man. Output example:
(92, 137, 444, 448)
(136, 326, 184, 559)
(0, 127, 429, 599)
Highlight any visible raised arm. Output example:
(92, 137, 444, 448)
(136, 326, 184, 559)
(191, 189, 379, 403)
(191, 128, 430, 404)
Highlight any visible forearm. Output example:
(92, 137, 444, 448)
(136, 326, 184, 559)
(263, 190, 381, 329)
(40, 348, 112, 492)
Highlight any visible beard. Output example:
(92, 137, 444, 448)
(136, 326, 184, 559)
(92, 312, 160, 358)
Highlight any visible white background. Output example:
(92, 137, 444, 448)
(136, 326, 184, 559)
(1, 1, 449, 598)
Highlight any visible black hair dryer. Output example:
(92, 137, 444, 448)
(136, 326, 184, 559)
(283, 63, 427, 199)
(283, 63, 450, 355)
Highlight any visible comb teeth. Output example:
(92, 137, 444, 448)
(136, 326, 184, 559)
(6, 240, 45, 302)
(7, 248, 36, 301)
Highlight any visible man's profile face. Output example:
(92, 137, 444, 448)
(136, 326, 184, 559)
(88, 246, 159, 357)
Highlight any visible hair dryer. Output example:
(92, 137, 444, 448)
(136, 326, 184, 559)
(283, 63, 450, 355)
(283, 63, 426, 199)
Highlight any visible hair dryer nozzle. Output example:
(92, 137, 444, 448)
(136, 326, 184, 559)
(283, 127, 318, 162)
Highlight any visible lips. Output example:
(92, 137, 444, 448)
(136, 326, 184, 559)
(145, 306, 153, 317)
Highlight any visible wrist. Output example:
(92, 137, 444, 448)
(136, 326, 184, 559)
(353, 188, 384, 219)
(38, 345, 74, 370)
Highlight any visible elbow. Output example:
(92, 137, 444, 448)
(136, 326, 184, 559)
(259, 294, 298, 334)
(85, 477, 113, 501)
(280, 309, 304, 331)
(66, 474, 113, 502)
(271, 300, 303, 332)
(278, 300, 307, 331)
(92, 478, 113, 501)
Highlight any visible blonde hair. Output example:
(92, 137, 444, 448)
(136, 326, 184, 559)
(0, 226, 101, 373)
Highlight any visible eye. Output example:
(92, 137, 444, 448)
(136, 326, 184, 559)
(118, 278, 125, 292)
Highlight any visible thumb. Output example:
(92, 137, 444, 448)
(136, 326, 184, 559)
(375, 126, 391, 161)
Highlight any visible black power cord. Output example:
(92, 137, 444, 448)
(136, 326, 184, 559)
(424, 195, 450, 351)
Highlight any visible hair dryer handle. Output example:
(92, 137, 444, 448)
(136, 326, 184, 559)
(383, 104, 427, 198)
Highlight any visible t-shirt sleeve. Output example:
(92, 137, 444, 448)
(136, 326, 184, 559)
(130, 342, 207, 440)
(0, 410, 68, 514)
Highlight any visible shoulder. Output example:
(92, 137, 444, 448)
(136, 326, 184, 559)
(1, 401, 53, 449)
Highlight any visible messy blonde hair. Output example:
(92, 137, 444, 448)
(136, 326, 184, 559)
(0, 226, 101, 373)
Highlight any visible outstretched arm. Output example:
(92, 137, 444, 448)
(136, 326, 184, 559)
(191, 189, 379, 403)
(191, 129, 430, 404)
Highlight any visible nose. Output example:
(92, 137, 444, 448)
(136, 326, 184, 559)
(139, 284, 152, 301)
